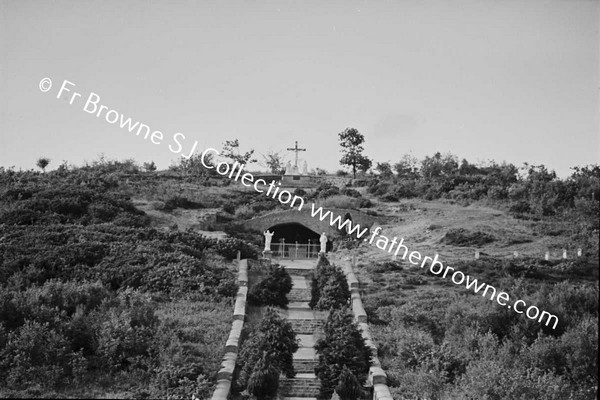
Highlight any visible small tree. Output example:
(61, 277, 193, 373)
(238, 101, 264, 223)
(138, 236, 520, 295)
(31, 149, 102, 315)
(335, 365, 363, 400)
(222, 139, 257, 165)
(394, 154, 420, 179)
(142, 161, 157, 172)
(36, 157, 50, 172)
(247, 352, 280, 400)
(315, 307, 371, 399)
(234, 308, 298, 393)
(375, 162, 394, 179)
(310, 258, 350, 311)
(177, 152, 215, 177)
(248, 265, 293, 307)
(338, 128, 372, 178)
(261, 150, 285, 174)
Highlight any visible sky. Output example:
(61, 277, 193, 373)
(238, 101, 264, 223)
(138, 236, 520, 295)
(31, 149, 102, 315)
(1, 0, 598, 177)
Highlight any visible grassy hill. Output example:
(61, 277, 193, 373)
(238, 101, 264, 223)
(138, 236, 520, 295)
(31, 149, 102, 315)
(0, 157, 597, 399)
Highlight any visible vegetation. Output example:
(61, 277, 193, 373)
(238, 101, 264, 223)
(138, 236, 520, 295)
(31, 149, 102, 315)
(36, 157, 50, 172)
(2, 145, 598, 399)
(314, 307, 371, 400)
(221, 139, 257, 165)
(309, 257, 350, 311)
(233, 308, 299, 397)
(260, 150, 285, 174)
(338, 127, 372, 179)
(362, 255, 598, 399)
(248, 265, 293, 308)
(0, 164, 245, 398)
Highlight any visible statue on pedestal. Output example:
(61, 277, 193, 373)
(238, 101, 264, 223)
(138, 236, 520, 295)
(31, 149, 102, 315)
(263, 230, 274, 251)
(319, 232, 328, 253)
(284, 161, 292, 175)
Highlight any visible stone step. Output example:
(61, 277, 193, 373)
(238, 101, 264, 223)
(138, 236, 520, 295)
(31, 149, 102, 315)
(283, 398, 318, 400)
(293, 358, 317, 373)
(279, 376, 321, 398)
(288, 301, 311, 309)
(291, 276, 309, 289)
(289, 318, 323, 334)
(287, 307, 315, 319)
(289, 288, 312, 302)
(294, 346, 316, 360)
(284, 266, 316, 277)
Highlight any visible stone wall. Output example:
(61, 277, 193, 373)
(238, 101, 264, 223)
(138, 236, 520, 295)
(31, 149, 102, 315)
(211, 259, 248, 400)
(244, 207, 384, 239)
(321, 175, 353, 188)
(341, 261, 394, 400)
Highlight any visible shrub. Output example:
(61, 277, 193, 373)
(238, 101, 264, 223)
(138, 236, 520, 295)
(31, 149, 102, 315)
(222, 201, 236, 214)
(248, 265, 293, 307)
(293, 188, 307, 197)
(310, 260, 350, 311)
(234, 204, 255, 220)
(341, 188, 361, 198)
(214, 238, 259, 259)
(97, 289, 158, 372)
(319, 195, 361, 209)
(234, 308, 298, 393)
(247, 352, 280, 399)
(314, 307, 371, 399)
(443, 228, 495, 247)
(335, 365, 363, 400)
(0, 320, 82, 389)
(163, 196, 204, 211)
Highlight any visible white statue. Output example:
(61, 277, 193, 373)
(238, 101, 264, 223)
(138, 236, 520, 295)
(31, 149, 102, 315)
(264, 230, 274, 251)
(302, 160, 308, 175)
(284, 161, 292, 175)
(319, 232, 327, 253)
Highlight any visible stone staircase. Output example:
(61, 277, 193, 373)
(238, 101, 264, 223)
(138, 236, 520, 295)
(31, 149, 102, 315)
(279, 260, 323, 400)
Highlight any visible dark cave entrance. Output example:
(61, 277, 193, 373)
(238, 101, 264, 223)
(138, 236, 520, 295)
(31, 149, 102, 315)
(268, 223, 320, 244)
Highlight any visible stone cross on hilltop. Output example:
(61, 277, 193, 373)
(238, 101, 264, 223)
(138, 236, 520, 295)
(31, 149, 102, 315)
(287, 141, 306, 169)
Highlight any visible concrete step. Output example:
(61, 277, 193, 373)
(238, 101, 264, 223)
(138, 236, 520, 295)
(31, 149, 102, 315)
(293, 358, 317, 373)
(279, 376, 321, 398)
(288, 301, 311, 309)
(294, 346, 316, 360)
(289, 318, 323, 334)
(283, 398, 318, 400)
(289, 288, 312, 302)
(291, 276, 308, 289)
(284, 266, 316, 277)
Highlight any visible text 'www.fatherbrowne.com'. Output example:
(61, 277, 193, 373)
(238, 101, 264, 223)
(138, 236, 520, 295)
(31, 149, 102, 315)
(39, 76, 558, 330)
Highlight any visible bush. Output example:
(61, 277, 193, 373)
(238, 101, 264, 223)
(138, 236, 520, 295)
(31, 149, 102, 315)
(214, 238, 259, 259)
(97, 289, 159, 371)
(234, 308, 298, 394)
(341, 188, 361, 198)
(310, 259, 350, 311)
(247, 352, 280, 399)
(314, 307, 371, 399)
(319, 195, 361, 209)
(293, 188, 307, 197)
(234, 204, 255, 220)
(443, 228, 495, 247)
(163, 196, 204, 211)
(248, 265, 293, 307)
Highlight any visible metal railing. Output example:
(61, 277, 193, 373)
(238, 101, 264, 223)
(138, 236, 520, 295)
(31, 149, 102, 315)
(272, 239, 321, 259)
